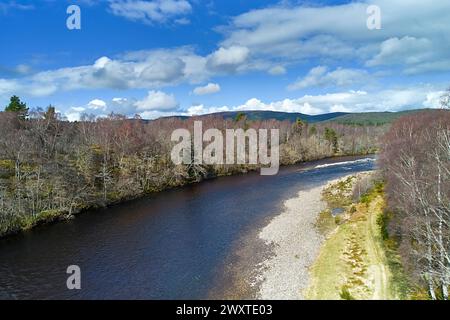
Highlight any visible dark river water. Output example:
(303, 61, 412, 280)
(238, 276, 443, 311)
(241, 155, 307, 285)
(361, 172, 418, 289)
(0, 156, 375, 300)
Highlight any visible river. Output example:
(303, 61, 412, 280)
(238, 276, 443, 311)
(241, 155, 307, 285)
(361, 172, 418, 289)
(0, 156, 375, 299)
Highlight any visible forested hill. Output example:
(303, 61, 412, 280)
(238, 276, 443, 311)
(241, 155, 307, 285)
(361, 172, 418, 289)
(157, 111, 348, 123)
(206, 111, 349, 123)
(327, 109, 427, 126)
(159, 109, 428, 125)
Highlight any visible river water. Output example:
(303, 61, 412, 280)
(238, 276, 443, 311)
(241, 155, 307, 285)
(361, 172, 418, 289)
(0, 156, 375, 299)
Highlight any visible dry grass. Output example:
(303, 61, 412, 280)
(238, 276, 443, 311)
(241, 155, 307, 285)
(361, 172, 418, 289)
(306, 173, 408, 300)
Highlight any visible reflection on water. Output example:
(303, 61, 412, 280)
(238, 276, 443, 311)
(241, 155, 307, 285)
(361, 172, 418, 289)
(0, 156, 375, 299)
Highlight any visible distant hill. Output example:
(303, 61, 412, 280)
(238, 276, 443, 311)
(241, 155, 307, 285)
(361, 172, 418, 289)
(327, 109, 427, 126)
(208, 110, 349, 123)
(156, 109, 433, 125)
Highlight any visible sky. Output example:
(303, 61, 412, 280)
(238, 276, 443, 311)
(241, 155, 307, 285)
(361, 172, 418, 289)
(0, 0, 449, 120)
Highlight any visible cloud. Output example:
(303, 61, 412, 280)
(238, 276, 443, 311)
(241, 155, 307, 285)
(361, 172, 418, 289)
(0, 79, 20, 96)
(62, 84, 445, 122)
(135, 90, 178, 111)
(186, 86, 445, 116)
(63, 90, 180, 121)
(207, 46, 250, 72)
(218, 1, 450, 75)
(268, 65, 286, 75)
(366, 36, 450, 74)
(288, 66, 370, 90)
(0, 1, 34, 14)
(87, 99, 107, 111)
(108, 0, 192, 24)
(2, 0, 450, 105)
(193, 83, 221, 95)
(0, 44, 250, 98)
(0, 47, 211, 97)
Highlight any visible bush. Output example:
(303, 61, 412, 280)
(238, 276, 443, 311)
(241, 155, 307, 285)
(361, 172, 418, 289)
(339, 286, 355, 300)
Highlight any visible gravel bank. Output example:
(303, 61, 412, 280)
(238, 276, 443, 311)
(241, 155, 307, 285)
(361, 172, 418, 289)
(257, 180, 340, 299)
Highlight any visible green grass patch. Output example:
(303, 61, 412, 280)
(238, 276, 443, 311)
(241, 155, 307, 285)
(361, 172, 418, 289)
(315, 209, 337, 236)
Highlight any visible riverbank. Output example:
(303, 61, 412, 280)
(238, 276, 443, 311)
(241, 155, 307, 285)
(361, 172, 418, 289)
(305, 173, 411, 300)
(0, 154, 375, 240)
(256, 175, 357, 299)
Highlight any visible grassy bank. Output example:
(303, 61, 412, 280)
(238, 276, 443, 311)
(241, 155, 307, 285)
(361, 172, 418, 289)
(306, 173, 411, 300)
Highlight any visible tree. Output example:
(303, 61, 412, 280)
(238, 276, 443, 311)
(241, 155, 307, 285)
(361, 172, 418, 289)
(440, 87, 450, 109)
(5, 95, 28, 119)
(380, 110, 450, 299)
(234, 112, 246, 123)
(324, 127, 338, 153)
(44, 105, 57, 121)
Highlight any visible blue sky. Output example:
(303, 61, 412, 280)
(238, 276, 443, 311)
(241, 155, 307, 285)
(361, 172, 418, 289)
(0, 0, 449, 120)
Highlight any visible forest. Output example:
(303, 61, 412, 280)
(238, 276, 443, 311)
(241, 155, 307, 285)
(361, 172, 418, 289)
(0, 96, 384, 237)
(380, 109, 450, 299)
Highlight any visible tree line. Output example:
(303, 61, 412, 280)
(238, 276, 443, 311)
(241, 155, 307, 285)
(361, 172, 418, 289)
(380, 109, 450, 299)
(0, 96, 384, 237)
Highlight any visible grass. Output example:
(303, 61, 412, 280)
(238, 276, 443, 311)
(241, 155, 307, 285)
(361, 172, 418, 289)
(377, 210, 413, 299)
(321, 176, 355, 208)
(20, 209, 64, 230)
(306, 174, 410, 300)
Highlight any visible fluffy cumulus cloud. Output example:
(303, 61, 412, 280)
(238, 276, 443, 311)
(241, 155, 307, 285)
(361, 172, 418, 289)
(108, 0, 192, 24)
(64, 90, 180, 121)
(0, 47, 211, 97)
(206, 46, 250, 72)
(288, 66, 370, 90)
(0, 43, 260, 98)
(87, 99, 108, 111)
(193, 83, 221, 95)
(135, 90, 178, 111)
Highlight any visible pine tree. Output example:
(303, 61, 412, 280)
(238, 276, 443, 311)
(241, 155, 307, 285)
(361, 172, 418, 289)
(5, 95, 28, 120)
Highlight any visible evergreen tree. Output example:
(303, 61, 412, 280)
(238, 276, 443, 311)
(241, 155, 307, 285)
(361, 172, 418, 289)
(5, 95, 28, 119)
(324, 127, 338, 153)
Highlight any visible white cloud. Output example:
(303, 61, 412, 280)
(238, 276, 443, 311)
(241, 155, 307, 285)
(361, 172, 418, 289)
(207, 46, 250, 72)
(186, 86, 445, 116)
(135, 90, 178, 111)
(367, 36, 450, 74)
(63, 90, 179, 121)
(367, 37, 432, 66)
(87, 99, 107, 111)
(268, 65, 286, 75)
(193, 83, 221, 95)
(108, 0, 192, 24)
(62, 85, 445, 122)
(0, 47, 210, 97)
(0, 79, 20, 95)
(66, 112, 82, 122)
(288, 66, 369, 90)
(219, 1, 450, 74)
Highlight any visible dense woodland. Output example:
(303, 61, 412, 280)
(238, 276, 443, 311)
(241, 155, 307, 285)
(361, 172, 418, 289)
(380, 110, 450, 299)
(0, 96, 383, 237)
